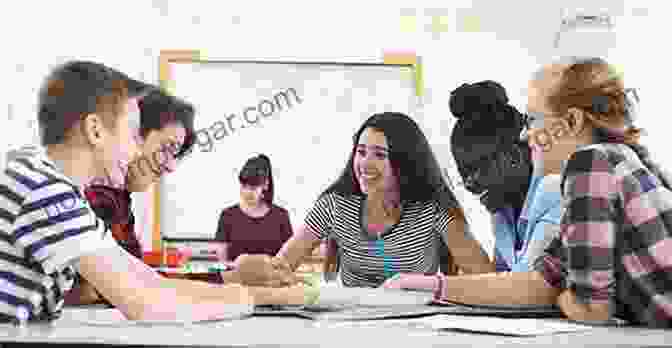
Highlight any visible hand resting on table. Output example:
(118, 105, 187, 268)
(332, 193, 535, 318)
(234, 254, 301, 287)
(381, 273, 439, 292)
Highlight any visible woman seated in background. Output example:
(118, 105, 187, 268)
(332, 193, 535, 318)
(65, 88, 197, 305)
(229, 112, 495, 288)
(383, 80, 563, 290)
(216, 154, 293, 262)
(427, 57, 671, 327)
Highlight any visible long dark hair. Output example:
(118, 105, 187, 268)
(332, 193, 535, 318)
(239, 154, 274, 205)
(321, 112, 464, 276)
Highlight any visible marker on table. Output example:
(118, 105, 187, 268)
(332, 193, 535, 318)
(208, 264, 232, 273)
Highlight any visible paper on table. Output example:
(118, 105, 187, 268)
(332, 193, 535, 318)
(421, 315, 593, 336)
(316, 286, 432, 308)
(66, 306, 252, 327)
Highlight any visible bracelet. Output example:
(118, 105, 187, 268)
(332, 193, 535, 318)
(433, 274, 444, 301)
(303, 281, 321, 305)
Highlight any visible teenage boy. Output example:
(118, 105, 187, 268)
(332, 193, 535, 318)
(65, 89, 197, 305)
(0, 60, 305, 323)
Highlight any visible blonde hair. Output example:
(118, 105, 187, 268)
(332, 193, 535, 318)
(540, 57, 672, 189)
(543, 57, 641, 144)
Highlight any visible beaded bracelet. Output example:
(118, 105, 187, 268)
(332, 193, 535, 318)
(433, 274, 444, 301)
(303, 276, 321, 305)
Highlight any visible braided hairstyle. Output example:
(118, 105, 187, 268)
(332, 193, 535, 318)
(449, 80, 532, 213)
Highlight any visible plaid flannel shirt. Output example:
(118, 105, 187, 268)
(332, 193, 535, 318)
(534, 143, 672, 328)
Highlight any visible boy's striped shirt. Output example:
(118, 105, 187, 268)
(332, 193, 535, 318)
(0, 146, 116, 323)
(535, 143, 672, 327)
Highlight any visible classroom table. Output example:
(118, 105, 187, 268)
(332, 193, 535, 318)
(0, 304, 671, 347)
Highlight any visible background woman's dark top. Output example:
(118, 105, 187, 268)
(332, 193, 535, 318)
(215, 204, 293, 261)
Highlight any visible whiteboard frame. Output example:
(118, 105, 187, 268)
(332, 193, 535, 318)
(153, 50, 423, 250)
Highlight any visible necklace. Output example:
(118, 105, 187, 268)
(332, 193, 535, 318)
(367, 224, 394, 278)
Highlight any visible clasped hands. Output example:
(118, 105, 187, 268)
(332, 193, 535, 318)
(232, 254, 321, 305)
(233, 254, 304, 287)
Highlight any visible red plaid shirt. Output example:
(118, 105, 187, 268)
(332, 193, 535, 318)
(534, 143, 672, 327)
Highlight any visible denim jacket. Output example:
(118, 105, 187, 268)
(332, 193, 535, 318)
(493, 174, 562, 272)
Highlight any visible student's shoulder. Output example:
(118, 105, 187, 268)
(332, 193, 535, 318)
(318, 191, 359, 204)
(567, 143, 625, 172)
(271, 204, 290, 215)
(2, 153, 75, 200)
(220, 204, 241, 216)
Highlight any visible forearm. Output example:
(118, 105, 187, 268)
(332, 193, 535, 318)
(220, 270, 242, 284)
(276, 225, 321, 270)
(162, 274, 303, 306)
(246, 286, 303, 306)
(162, 277, 248, 302)
(80, 246, 251, 322)
(141, 283, 254, 321)
(557, 289, 611, 322)
(440, 271, 561, 306)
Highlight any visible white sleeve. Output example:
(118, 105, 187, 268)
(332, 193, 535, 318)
(13, 182, 118, 274)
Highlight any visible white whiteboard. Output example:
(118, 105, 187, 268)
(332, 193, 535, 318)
(160, 61, 425, 240)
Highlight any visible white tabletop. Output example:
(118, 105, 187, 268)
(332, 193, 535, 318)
(0, 310, 672, 348)
(0, 310, 671, 347)
(0, 287, 671, 347)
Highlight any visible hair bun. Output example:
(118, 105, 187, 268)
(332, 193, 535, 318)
(449, 80, 509, 120)
(256, 153, 271, 163)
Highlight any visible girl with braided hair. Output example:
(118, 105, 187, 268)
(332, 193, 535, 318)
(426, 57, 672, 327)
(383, 80, 563, 291)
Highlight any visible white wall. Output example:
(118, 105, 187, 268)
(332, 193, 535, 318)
(2, 0, 667, 255)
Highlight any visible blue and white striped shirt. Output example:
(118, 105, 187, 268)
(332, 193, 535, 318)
(0, 146, 116, 323)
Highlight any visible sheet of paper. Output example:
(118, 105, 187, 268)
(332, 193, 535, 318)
(65, 306, 252, 327)
(316, 286, 432, 308)
(420, 315, 593, 336)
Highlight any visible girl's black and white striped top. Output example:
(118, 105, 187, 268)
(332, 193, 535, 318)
(305, 192, 457, 288)
(0, 147, 117, 323)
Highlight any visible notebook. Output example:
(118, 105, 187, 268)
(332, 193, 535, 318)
(253, 290, 563, 321)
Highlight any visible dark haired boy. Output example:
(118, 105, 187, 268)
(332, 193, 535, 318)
(0, 60, 305, 323)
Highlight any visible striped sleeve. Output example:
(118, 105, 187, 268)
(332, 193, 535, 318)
(13, 181, 117, 275)
(304, 193, 336, 240)
(560, 147, 617, 306)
